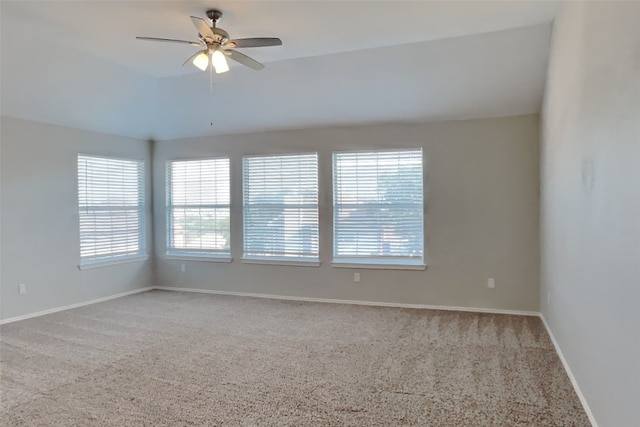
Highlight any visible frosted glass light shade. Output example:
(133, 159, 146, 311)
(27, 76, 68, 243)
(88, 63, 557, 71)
(211, 49, 229, 74)
(192, 52, 209, 71)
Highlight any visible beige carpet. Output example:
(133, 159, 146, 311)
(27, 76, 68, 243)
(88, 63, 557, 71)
(1, 290, 589, 426)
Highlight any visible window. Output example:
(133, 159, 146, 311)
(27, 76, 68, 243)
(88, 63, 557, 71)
(166, 158, 231, 259)
(77, 155, 146, 267)
(332, 149, 424, 268)
(243, 153, 319, 264)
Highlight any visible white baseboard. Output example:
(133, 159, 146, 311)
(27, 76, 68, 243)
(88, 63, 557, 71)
(0, 285, 538, 325)
(0, 287, 153, 325)
(539, 314, 598, 427)
(152, 286, 540, 316)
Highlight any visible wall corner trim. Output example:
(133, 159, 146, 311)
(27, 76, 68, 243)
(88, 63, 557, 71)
(539, 314, 599, 427)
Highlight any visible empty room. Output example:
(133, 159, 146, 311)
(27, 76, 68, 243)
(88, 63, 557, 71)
(1, 1, 638, 426)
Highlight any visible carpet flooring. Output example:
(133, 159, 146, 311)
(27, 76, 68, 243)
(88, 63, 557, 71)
(1, 290, 589, 426)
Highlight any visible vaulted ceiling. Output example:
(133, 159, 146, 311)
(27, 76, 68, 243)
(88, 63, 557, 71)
(0, 1, 558, 140)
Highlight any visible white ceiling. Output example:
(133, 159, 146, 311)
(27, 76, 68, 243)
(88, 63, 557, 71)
(0, 1, 558, 140)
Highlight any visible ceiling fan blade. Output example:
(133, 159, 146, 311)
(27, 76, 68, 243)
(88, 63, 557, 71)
(190, 16, 215, 40)
(136, 37, 201, 47)
(227, 50, 265, 71)
(227, 37, 282, 48)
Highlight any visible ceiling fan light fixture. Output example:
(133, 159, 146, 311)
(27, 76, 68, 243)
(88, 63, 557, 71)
(192, 51, 209, 71)
(210, 49, 229, 74)
(137, 9, 281, 76)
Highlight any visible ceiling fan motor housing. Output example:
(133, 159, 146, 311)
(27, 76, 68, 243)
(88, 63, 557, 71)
(212, 28, 229, 42)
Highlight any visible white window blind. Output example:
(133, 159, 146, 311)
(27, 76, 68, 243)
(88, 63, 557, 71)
(332, 149, 424, 266)
(78, 155, 145, 265)
(167, 158, 230, 258)
(243, 153, 319, 262)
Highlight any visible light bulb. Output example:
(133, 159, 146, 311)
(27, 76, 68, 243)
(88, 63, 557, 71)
(210, 49, 229, 74)
(192, 52, 209, 71)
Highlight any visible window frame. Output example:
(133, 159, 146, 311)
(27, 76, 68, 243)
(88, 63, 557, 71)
(241, 152, 320, 267)
(165, 156, 232, 261)
(331, 148, 426, 270)
(77, 154, 147, 269)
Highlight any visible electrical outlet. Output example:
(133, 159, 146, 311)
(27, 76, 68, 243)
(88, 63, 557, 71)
(488, 278, 495, 289)
(354, 272, 360, 282)
(181, 264, 186, 273)
(19, 283, 26, 295)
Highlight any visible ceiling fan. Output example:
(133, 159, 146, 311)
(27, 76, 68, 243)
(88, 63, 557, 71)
(136, 9, 282, 74)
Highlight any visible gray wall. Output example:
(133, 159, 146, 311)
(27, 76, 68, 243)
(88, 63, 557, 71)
(0, 117, 154, 320)
(154, 115, 540, 311)
(540, 2, 640, 426)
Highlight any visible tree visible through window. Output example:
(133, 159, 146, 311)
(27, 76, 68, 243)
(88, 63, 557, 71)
(332, 149, 424, 266)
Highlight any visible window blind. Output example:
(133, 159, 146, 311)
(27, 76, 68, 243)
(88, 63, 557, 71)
(167, 158, 230, 257)
(332, 149, 424, 265)
(78, 155, 145, 265)
(243, 153, 319, 262)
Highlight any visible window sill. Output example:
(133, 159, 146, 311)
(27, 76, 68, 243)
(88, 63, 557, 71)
(331, 260, 426, 271)
(78, 254, 149, 270)
(241, 257, 321, 267)
(165, 254, 232, 263)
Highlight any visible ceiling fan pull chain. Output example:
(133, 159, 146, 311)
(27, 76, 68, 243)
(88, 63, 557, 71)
(209, 60, 216, 127)
(210, 60, 214, 93)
